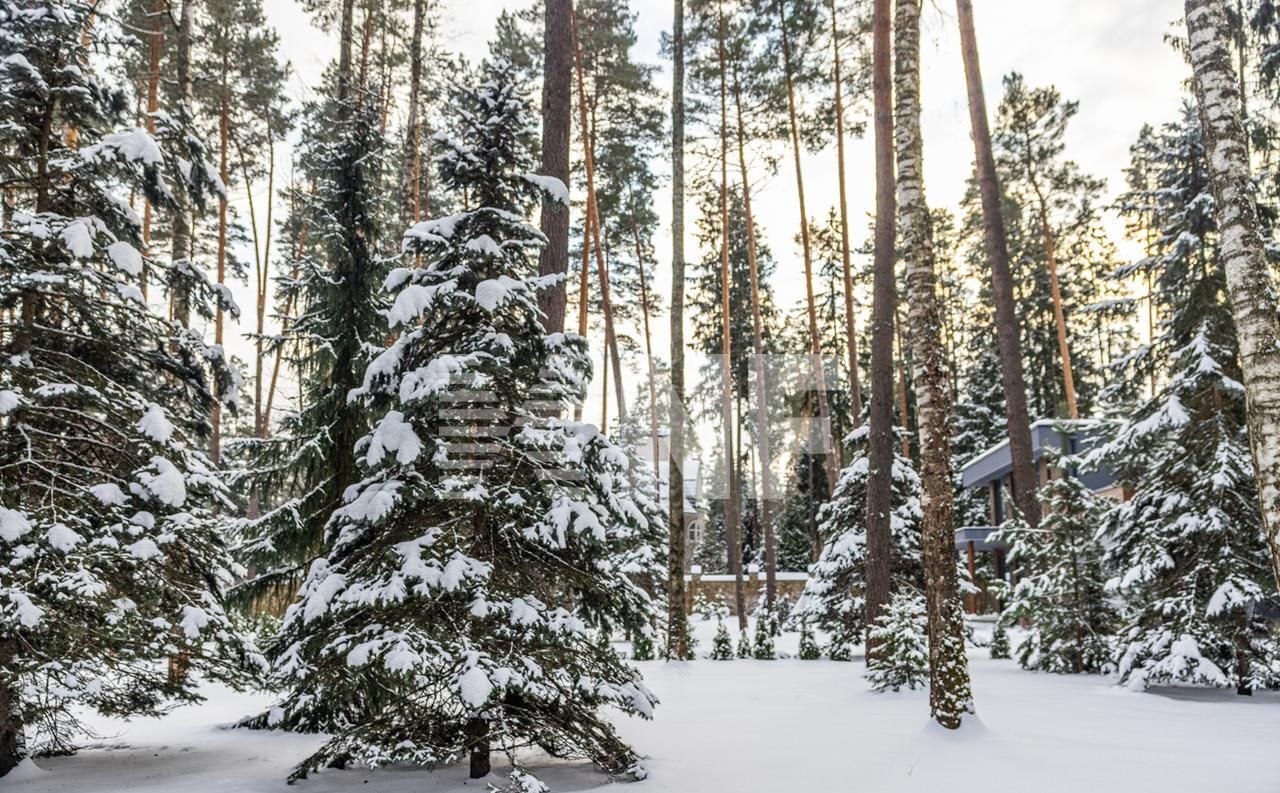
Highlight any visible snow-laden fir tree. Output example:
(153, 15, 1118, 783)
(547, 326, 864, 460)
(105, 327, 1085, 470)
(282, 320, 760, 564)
(989, 622, 1011, 660)
(0, 0, 262, 776)
(798, 619, 820, 660)
(229, 86, 390, 610)
(795, 426, 923, 657)
(711, 618, 735, 660)
(992, 454, 1116, 673)
(1101, 104, 1280, 694)
(865, 590, 930, 692)
(752, 608, 776, 660)
(254, 59, 658, 784)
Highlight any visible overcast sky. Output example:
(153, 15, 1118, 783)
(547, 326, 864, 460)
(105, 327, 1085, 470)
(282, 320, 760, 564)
(244, 0, 1190, 431)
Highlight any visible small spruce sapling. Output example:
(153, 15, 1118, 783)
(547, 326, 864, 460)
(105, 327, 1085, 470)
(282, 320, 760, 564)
(799, 620, 821, 660)
(990, 622, 1011, 660)
(738, 629, 753, 659)
(865, 590, 929, 692)
(711, 619, 735, 660)
(752, 609, 776, 660)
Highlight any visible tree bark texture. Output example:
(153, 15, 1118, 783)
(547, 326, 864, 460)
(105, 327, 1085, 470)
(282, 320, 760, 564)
(667, 0, 690, 660)
(538, 0, 573, 334)
(955, 0, 1040, 526)
(864, 0, 896, 663)
(895, 0, 975, 729)
(1186, 0, 1280, 594)
(830, 0, 863, 427)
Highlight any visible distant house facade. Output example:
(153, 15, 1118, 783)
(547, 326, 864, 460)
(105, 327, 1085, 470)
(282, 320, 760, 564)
(955, 420, 1123, 613)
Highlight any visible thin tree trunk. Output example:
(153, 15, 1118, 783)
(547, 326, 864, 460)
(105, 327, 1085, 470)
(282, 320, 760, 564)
(1186, 0, 1280, 594)
(601, 332, 610, 432)
(466, 716, 490, 779)
(574, 207, 592, 422)
(337, 0, 356, 100)
(830, 0, 863, 426)
(538, 0, 573, 334)
(402, 0, 426, 227)
(1028, 180, 1079, 419)
(895, 308, 911, 457)
(572, 12, 628, 425)
(212, 58, 230, 465)
(895, 0, 974, 729)
(864, 0, 896, 664)
(0, 671, 21, 778)
(717, 0, 746, 627)
(733, 66, 777, 607)
(243, 129, 277, 440)
(956, 0, 1040, 526)
(667, 0, 691, 660)
(632, 216, 661, 468)
(777, 0, 840, 494)
(167, 0, 195, 332)
(140, 0, 163, 302)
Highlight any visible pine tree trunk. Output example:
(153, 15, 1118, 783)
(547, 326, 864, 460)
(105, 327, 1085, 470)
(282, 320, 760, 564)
(572, 14, 627, 425)
(733, 68, 777, 608)
(864, 0, 896, 663)
(538, 0, 573, 334)
(337, 0, 356, 99)
(168, 0, 195, 330)
(1030, 182, 1078, 419)
(0, 674, 21, 779)
(401, 0, 426, 228)
(895, 0, 975, 729)
(140, 0, 164, 301)
(573, 208, 592, 423)
(211, 62, 230, 465)
(667, 0, 691, 660)
(955, 0, 1041, 526)
(830, 0, 863, 426)
(633, 218, 661, 467)
(777, 0, 839, 493)
(466, 716, 490, 778)
(1186, 0, 1280, 594)
(717, 1, 746, 628)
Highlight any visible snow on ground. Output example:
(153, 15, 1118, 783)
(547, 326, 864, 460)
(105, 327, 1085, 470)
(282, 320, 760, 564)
(5, 619, 1277, 793)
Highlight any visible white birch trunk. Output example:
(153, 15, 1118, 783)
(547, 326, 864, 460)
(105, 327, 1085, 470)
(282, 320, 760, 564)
(895, 0, 974, 728)
(1186, 0, 1280, 593)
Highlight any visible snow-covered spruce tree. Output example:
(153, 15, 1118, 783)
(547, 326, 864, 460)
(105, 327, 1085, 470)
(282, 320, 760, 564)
(0, 0, 262, 776)
(229, 87, 390, 610)
(865, 590, 930, 693)
(798, 619, 820, 660)
(255, 60, 657, 784)
(737, 628, 753, 659)
(752, 608, 776, 660)
(989, 622, 1010, 660)
(795, 426, 923, 657)
(1095, 328, 1278, 692)
(991, 457, 1116, 673)
(711, 618, 735, 660)
(1107, 99, 1280, 694)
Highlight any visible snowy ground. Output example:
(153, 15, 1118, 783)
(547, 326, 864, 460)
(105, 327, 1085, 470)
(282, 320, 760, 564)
(5, 620, 1277, 793)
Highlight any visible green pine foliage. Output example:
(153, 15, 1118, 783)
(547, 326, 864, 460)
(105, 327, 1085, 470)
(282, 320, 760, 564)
(993, 461, 1116, 673)
(752, 610, 776, 660)
(1101, 103, 1280, 693)
(737, 628, 753, 659)
(253, 61, 657, 783)
(0, 0, 263, 771)
(798, 620, 821, 660)
(990, 622, 1011, 660)
(795, 426, 922, 653)
(865, 591, 930, 693)
(711, 619, 736, 660)
(230, 87, 391, 608)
